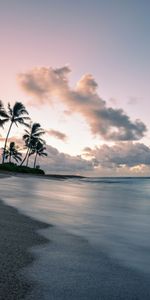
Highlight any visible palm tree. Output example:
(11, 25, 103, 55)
(0, 100, 9, 128)
(30, 140, 47, 168)
(21, 122, 45, 166)
(5, 141, 22, 163)
(2, 102, 30, 163)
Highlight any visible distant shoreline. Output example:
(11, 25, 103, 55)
(1, 171, 150, 180)
(0, 170, 86, 180)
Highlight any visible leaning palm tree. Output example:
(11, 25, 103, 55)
(5, 141, 22, 163)
(2, 102, 30, 163)
(30, 140, 47, 168)
(21, 122, 45, 166)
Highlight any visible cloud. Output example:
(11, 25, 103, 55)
(46, 129, 68, 141)
(0, 136, 24, 148)
(18, 66, 70, 104)
(83, 142, 150, 168)
(128, 96, 141, 105)
(28, 144, 93, 174)
(18, 66, 147, 141)
(37, 142, 150, 176)
(108, 97, 118, 106)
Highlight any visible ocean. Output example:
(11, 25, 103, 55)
(0, 175, 150, 299)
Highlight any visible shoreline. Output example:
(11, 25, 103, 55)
(0, 170, 86, 180)
(0, 199, 51, 299)
(24, 225, 150, 300)
(0, 200, 150, 299)
(1, 170, 150, 181)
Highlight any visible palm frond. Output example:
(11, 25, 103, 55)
(0, 100, 3, 109)
(15, 117, 30, 124)
(22, 122, 31, 128)
(8, 103, 13, 117)
(0, 101, 9, 118)
(22, 134, 29, 140)
(39, 152, 47, 157)
(0, 111, 9, 118)
(0, 118, 9, 127)
(15, 116, 30, 121)
(24, 129, 30, 135)
(29, 150, 35, 156)
(33, 131, 45, 136)
(31, 123, 41, 133)
(13, 102, 29, 117)
(13, 155, 22, 162)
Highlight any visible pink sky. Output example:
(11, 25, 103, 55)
(0, 0, 150, 175)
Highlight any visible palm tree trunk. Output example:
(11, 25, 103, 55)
(34, 152, 38, 168)
(20, 148, 29, 166)
(9, 154, 11, 163)
(26, 148, 31, 166)
(2, 121, 13, 164)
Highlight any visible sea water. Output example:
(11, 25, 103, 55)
(0, 175, 150, 276)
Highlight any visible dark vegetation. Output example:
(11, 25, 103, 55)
(0, 163, 45, 174)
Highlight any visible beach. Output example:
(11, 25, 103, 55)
(0, 198, 49, 300)
(0, 174, 150, 299)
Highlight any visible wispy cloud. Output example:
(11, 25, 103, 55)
(18, 66, 147, 141)
(0, 136, 23, 148)
(46, 129, 68, 141)
(128, 96, 141, 105)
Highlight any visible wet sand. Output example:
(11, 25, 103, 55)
(0, 199, 50, 300)
(0, 200, 150, 300)
(25, 226, 150, 300)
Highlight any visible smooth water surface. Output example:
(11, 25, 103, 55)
(0, 175, 150, 274)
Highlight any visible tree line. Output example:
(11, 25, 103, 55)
(0, 101, 47, 168)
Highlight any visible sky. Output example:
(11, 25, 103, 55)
(0, 0, 150, 175)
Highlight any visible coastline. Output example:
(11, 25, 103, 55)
(0, 170, 86, 181)
(0, 199, 50, 299)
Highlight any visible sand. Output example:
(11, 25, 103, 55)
(0, 201, 150, 300)
(0, 199, 50, 300)
(25, 226, 150, 300)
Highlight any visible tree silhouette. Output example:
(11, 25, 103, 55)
(29, 140, 47, 168)
(5, 142, 22, 163)
(21, 123, 45, 166)
(0, 100, 9, 128)
(2, 102, 30, 163)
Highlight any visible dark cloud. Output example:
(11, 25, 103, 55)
(18, 66, 147, 141)
(28, 142, 150, 175)
(34, 145, 93, 174)
(18, 66, 70, 103)
(83, 142, 150, 168)
(46, 129, 68, 141)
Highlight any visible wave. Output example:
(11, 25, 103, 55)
(80, 177, 150, 184)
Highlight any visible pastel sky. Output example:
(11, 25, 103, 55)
(0, 0, 150, 175)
